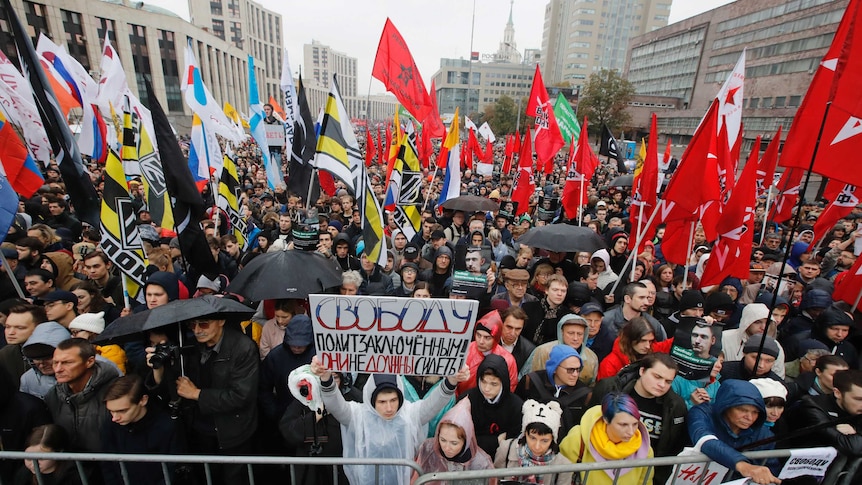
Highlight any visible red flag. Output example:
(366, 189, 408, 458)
(526, 65, 565, 169)
(655, 100, 722, 264)
(483, 139, 494, 163)
(460, 139, 468, 169)
(700, 137, 761, 286)
(663, 138, 672, 165)
(630, 113, 660, 252)
(779, 0, 862, 186)
(771, 168, 804, 224)
(512, 127, 534, 216)
(418, 126, 432, 169)
(562, 118, 599, 220)
(372, 18, 432, 120)
(809, 180, 858, 248)
(268, 95, 286, 121)
(833, 252, 862, 311)
(318, 169, 337, 197)
(501, 134, 514, 175)
(365, 127, 375, 167)
(423, 81, 446, 138)
(755, 127, 782, 199)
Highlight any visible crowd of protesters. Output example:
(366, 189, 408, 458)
(1, 128, 862, 485)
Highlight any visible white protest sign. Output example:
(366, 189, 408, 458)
(264, 123, 285, 148)
(308, 295, 478, 376)
(779, 447, 837, 479)
(666, 461, 729, 485)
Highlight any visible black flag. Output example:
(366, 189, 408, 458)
(1, 0, 100, 226)
(287, 75, 319, 204)
(144, 79, 219, 279)
(599, 124, 627, 174)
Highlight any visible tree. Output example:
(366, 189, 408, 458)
(578, 69, 635, 136)
(482, 95, 520, 136)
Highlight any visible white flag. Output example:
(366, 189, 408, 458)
(280, 49, 297, 160)
(478, 121, 496, 142)
(464, 115, 478, 132)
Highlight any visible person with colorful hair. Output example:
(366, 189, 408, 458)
(559, 392, 653, 485)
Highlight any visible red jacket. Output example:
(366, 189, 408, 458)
(596, 336, 674, 381)
(456, 311, 519, 396)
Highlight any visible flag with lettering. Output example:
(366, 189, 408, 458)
(553, 92, 581, 145)
(100, 146, 148, 302)
(809, 180, 858, 249)
(2, 0, 100, 226)
(526, 65, 565, 171)
(372, 18, 433, 120)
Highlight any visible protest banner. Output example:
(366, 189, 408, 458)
(778, 447, 837, 479)
(264, 123, 285, 148)
(308, 294, 478, 375)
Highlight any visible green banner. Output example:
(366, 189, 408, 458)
(553, 93, 580, 145)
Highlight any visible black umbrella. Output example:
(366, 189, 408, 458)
(226, 248, 343, 300)
(518, 224, 607, 253)
(440, 195, 500, 212)
(96, 295, 255, 343)
(610, 174, 634, 187)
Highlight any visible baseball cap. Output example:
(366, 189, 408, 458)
(579, 302, 604, 316)
(42, 290, 78, 305)
(403, 244, 420, 260)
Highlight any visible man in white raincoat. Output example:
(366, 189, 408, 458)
(310, 356, 470, 484)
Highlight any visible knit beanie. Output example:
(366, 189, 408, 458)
(743, 334, 780, 359)
(750, 378, 787, 401)
(521, 399, 563, 442)
(69, 311, 106, 335)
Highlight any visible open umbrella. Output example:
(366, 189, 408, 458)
(96, 295, 255, 343)
(610, 174, 634, 187)
(439, 195, 500, 213)
(226, 248, 343, 300)
(518, 224, 606, 253)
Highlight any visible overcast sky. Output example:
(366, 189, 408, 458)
(146, 0, 734, 94)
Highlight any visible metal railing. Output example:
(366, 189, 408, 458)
(1, 448, 858, 485)
(0, 451, 423, 485)
(413, 449, 859, 485)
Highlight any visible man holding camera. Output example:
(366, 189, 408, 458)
(146, 314, 259, 485)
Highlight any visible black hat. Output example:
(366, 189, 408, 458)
(370, 375, 404, 409)
(399, 262, 419, 275)
(679, 290, 705, 312)
(403, 244, 420, 261)
(431, 230, 446, 240)
(579, 302, 604, 316)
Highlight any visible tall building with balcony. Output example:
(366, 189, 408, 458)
(187, 0, 282, 102)
(540, 0, 670, 90)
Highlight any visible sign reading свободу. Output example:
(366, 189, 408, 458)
(308, 295, 478, 376)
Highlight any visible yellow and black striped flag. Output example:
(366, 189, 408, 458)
(100, 147, 149, 302)
(359, 166, 388, 267)
(383, 132, 422, 241)
(217, 153, 248, 250)
(313, 76, 362, 193)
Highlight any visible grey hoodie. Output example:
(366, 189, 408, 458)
(20, 322, 70, 399)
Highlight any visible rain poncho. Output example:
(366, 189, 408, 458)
(321, 373, 456, 484)
(412, 399, 496, 484)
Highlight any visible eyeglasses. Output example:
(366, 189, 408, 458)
(559, 366, 582, 375)
(187, 320, 213, 330)
(508, 281, 528, 288)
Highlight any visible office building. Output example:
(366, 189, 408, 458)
(541, 0, 670, 89)
(624, 0, 849, 144)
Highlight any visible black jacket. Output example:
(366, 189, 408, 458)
(150, 327, 259, 449)
(100, 407, 185, 484)
(516, 371, 590, 436)
(521, 300, 567, 346)
(465, 354, 524, 458)
(791, 394, 862, 456)
(508, 336, 536, 373)
(718, 360, 784, 383)
(258, 324, 316, 422)
(360, 265, 395, 296)
(0, 370, 50, 483)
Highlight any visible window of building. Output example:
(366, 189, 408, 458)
(230, 22, 242, 48)
(128, 24, 152, 106)
(210, 0, 223, 16)
(23, 1, 50, 45)
(0, 5, 18, 66)
(157, 29, 182, 112)
(774, 96, 786, 108)
(61, 9, 89, 70)
(750, 98, 759, 109)
(227, 0, 240, 17)
(97, 18, 117, 54)
(212, 20, 225, 40)
(761, 97, 773, 109)
(788, 95, 802, 107)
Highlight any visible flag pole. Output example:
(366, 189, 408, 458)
(422, 166, 439, 212)
(755, 102, 833, 374)
(631, 202, 645, 282)
(681, 220, 696, 289)
(759, 185, 774, 247)
(0, 252, 25, 299)
(607, 201, 663, 296)
(121, 276, 131, 309)
(578, 177, 585, 226)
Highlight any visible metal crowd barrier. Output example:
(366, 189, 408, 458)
(413, 449, 860, 485)
(0, 451, 422, 485)
(1, 448, 859, 485)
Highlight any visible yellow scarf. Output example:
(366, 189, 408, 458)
(589, 419, 642, 460)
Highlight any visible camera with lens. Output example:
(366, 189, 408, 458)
(149, 342, 181, 369)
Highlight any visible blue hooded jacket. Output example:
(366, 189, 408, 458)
(688, 379, 775, 471)
(258, 315, 316, 421)
(546, 344, 581, 386)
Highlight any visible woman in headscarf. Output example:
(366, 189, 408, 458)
(412, 399, 496, 484)
(559, 393, 653, 485)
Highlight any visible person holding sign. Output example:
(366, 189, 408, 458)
(309, 355, 470, 485)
